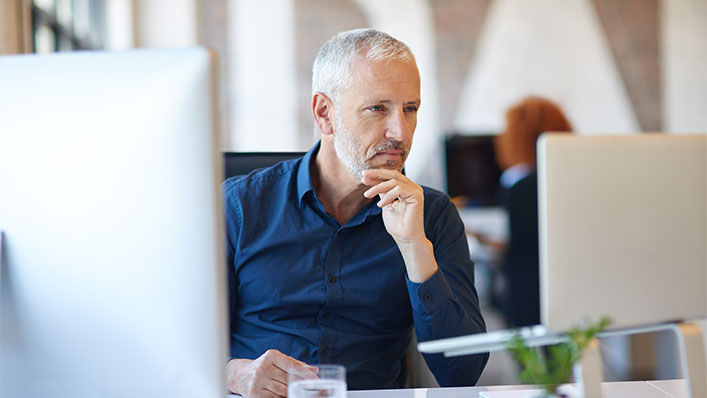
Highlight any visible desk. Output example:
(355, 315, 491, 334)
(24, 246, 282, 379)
(226, 380, 687, 397)
(345, 380, 687, 398)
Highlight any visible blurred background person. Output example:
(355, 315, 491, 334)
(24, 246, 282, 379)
(495, 96, 573, 328)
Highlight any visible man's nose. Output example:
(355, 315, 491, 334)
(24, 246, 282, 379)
(384, 110, 408, 141)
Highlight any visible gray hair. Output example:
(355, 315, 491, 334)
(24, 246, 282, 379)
(311, 28, 416, 106)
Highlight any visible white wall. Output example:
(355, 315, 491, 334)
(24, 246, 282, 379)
(453, 0, 640, 135)
(353, 0, 444, 189)
(226, 0, 298, 151)
(662, 0, 707, 133)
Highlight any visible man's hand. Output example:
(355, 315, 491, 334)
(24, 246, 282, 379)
(226, 349, 315, 398)
(362, 169, 425, 243)
(362, 169, 438, 282)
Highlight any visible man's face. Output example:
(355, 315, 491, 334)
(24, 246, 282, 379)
(332, 56, 421, 179)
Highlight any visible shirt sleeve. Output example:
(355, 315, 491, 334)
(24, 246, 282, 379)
(405, 197, 489, 386)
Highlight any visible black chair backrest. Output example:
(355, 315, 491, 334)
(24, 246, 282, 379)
(223, 152, 306, 180)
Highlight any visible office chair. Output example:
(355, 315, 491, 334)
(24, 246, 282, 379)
(223, 152, 306, 180)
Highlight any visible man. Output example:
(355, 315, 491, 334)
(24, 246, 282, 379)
(223, 29, 488, 397)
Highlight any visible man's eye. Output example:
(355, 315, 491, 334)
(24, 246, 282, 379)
(368, 105, 385, 112)
(405, 106, 418, 113)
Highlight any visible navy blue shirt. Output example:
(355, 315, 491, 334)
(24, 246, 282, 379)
(223, 143, 488, 389)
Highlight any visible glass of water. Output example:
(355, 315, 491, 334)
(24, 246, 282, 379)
(287, 364, 346, 398)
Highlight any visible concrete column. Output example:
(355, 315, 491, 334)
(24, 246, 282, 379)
(105, 0, 134, 50)
(662, 0, 707, 132)
(227, 0, 297, 151)
(133, 0, 198, 48)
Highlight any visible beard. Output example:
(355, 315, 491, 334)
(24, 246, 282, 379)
(333, 114, 408, 179)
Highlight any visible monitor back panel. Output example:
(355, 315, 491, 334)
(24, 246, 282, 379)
(0, 49, 226, 397)
(538, 134, 707, 332)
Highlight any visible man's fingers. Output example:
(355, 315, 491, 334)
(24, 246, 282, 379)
(363, 176, 421, 208)
(363, 179, 398, 199)
(256, 388, 284, 398)
(251, 349, 315, 398)
(266, 362, 290, 386)
(262, 376, 288, 398)
(267, 349, 311, 374)
(228, 351, 317, 398)
(378, 186, 403, 207)
(361, 168, 406, 186)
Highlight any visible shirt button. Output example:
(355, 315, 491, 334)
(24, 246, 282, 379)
(322, 346, 329, 353)
(328, 274, 336, 283)
(424, 292, 432, 301)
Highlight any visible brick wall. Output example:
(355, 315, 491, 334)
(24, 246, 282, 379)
(594, 0, 661, 131)
(198, 0, 664, 148)
(198, 0, 232, 148)
(431, 0, 492, 133)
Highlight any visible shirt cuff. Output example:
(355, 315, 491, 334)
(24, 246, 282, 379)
(406, 268, 454, 315)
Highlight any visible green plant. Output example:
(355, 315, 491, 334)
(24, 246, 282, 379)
(506, 317, 611, 397)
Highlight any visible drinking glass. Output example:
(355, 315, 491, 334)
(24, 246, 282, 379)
(287, 364, 346, 398)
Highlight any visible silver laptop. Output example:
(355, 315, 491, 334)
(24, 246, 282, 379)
(419, 134, 706, 355)
(0, 48, 227, 397)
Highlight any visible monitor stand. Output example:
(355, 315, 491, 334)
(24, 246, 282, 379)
(421, 321, 706, 398)
(577, 322, 706, 398)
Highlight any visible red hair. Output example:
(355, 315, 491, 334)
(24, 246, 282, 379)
(495, 96, 573, 170)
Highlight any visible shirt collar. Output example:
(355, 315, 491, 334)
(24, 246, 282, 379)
(296, 141, 382, 220)
(296, 141, 320, 206)
(500, 163, 532, 188)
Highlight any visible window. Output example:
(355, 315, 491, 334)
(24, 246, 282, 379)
(32, 0, 105, 53)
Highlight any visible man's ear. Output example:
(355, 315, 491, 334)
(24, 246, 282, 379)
(312, 92, 334, 136)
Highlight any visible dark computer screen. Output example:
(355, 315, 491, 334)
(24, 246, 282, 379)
(445, 135, 503, 207)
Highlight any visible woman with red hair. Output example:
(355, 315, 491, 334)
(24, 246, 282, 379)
(495, 96, 572, 327)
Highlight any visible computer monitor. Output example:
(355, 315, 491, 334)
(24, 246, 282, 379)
(444, 135, 503, 207)
(538, 134, 706, 332)
(418, 133, 706, 356)
(0, 48, 227, 397)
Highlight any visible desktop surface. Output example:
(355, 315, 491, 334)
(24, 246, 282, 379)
(228, 380, 688, 398)
(344, 380, 687, 398)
